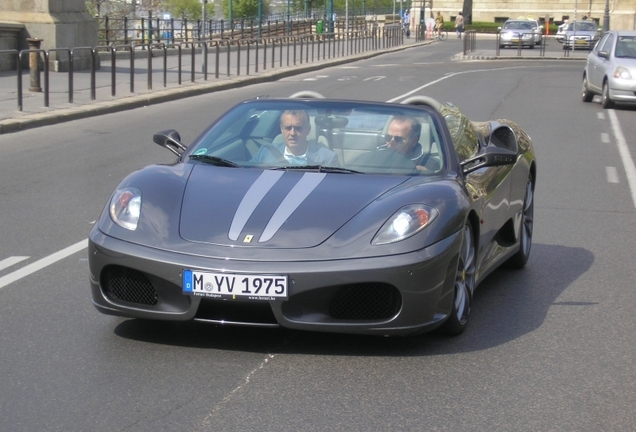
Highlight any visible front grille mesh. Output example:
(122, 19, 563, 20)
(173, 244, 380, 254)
(102, 266, 158, 306)
(329, 283, 401, 320)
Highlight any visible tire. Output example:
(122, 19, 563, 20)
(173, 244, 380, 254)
(439, 31, 448, 41)
(506, 174, 534, 269)
(582, 75, 594, 102)
(440, 223, 476, 335)
(602, 80, 615, 109)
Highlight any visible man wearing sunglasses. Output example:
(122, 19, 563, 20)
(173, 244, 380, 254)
(385, 116, 423, 160)
(253, 110, 339, 166)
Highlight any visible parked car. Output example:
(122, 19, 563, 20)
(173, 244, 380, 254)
(88, 92, 536, 337)
(499, 20, 536, 48)
(527, 18, 544, 45)
(561, 20, 600, 49)
(556, 20, 570, 42)
(583, 30, 636, 108)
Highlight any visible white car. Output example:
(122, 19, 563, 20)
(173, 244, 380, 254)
(527, 19, 543, 45)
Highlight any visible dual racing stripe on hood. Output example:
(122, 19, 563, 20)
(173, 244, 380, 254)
(179, 166, 407, 248)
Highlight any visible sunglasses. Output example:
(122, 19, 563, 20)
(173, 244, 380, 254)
(283, 125, 305, 132)
(384, 134, 406, 144)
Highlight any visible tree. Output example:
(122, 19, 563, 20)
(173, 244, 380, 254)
(221, 0, 270, 19)
(165, 0, 213, 20)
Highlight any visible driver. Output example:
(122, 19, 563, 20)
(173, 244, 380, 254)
(253, 110, 339, 166)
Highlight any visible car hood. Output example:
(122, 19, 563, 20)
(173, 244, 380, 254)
(179, 166, 408, 248)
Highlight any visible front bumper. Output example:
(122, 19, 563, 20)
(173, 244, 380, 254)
(89, 229, 462, 336)
(609, 79, 636, 103)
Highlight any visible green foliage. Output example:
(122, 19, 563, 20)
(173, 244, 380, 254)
(221, 0, 271, 19)
(165, 0, 206, 20)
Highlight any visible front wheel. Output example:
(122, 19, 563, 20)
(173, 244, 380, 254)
(582, 75, 594, 102)
(439, 30, 448, 41)
(439, 223, 476, 335)
(602, 81, 615, 109)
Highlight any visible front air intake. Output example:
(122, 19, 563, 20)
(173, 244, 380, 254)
(101, 266, 158, 306)
(329, 283, 401, 320)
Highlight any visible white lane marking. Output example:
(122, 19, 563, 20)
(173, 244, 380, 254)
(597, 112, 605, 120)
(606, 166, 619, 183)
(0, 256, 29, 272)
(608, 109, 636, 208)
(0, 239, 88, 290)
(601, 132, 610, 143)
(385, 65, 534, 103)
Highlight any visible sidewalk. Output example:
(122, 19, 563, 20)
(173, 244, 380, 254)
(0, 34, 586, 134)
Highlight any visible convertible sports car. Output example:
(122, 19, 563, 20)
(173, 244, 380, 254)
(89, 92, 536, 336)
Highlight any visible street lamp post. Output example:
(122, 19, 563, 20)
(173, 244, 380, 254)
(603, 0, 610, 31)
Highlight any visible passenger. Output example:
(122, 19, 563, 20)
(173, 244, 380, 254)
(384, 116, 435, 172)
(253, 110, 339, 166)
(385, 116, 423, 160)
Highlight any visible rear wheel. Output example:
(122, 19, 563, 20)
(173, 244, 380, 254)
(507, 174, 534, 269)
(582, 75, 594, 102)
(602, 81, 615, 109)
(440, 224, 476, 335)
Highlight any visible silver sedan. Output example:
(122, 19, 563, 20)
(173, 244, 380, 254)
(583, 30, 636, 108)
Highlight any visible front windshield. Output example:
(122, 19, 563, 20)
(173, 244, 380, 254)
(615, 36, 636, 58)
(504, 21, 532, 30)
(569, 21, 597, 31)
(188, 100, 446, 176)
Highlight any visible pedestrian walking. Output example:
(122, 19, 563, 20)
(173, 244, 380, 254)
(455, 12, 464, 39)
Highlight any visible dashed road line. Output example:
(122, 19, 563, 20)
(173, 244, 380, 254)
(0, 256, 29, 272)
(0, 239, 87, 290)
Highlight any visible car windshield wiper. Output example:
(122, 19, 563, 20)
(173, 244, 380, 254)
(271, 165, 362, 174)
(189, 154, 240, 168)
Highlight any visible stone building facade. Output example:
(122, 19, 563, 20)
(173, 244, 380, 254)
(412, 0, 636, 29)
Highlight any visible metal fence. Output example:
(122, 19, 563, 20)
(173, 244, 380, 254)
(97, 14, 393, 46)
(0, 26, 404, 112)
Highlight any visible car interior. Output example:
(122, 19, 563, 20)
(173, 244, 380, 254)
(197, 105, 444, 174)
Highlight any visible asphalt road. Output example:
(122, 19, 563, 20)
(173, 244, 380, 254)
(1, 38, 635, 431)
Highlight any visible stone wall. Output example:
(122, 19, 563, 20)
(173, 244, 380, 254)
(0, 0, 99, 71)
(0, 22, 25, 71)
(416, 0, 636, 29)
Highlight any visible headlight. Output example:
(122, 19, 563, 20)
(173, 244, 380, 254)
(372, 204, 438, 245)
(614, 66, 633, 80)
(522, 34, 533, 39)
(109, 187, 142, 230)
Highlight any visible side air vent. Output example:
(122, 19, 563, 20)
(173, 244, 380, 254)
(489, 126, 518, 152)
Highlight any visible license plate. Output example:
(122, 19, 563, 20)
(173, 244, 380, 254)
(575, 39, 587, 45)
(182, 269, 288, 300)
(511, 38, 520, 43)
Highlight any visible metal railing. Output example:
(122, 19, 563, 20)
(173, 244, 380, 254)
(495, 32, 595, 57)
(98, 15, 383, 46)
(0, 25, 404, 112)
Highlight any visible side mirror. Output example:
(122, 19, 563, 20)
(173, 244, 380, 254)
(598, 50, 609, 59)
(461, 146, 517, 175)
(153, 129, 187, 156)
